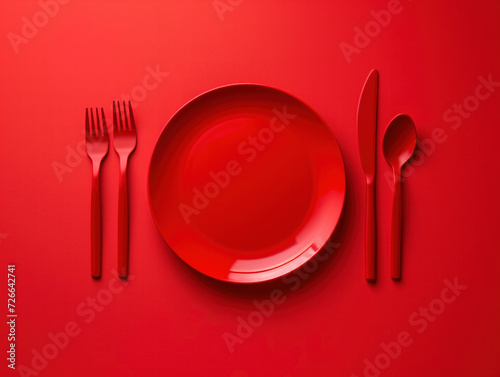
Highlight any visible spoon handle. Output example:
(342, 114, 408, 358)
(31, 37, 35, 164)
(391, 174, 402, 279)
(365, 177, 376, 281)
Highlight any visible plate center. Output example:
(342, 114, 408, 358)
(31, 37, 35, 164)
(179, 116, 316, 256)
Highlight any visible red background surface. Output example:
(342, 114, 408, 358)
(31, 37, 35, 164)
(1, 1, 500, 376)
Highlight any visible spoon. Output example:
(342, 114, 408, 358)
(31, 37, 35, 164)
(382, 114, 417, 280)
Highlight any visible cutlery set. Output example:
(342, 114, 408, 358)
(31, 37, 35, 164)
(85, 101, 137, 279)
(357, 69, 416, 282)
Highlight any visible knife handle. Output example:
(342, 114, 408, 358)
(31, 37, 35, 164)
(365, 178, 376, 281)
(390, 175, 402, 280)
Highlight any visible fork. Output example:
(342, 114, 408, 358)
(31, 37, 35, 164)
(113, 101, 137, 279)
(85, 108, 109, 279)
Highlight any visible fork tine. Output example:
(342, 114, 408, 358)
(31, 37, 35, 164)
(90, 107, 96, 137)
(95, 108, 101, 137)
(85, 108, 90, 137)
(122, 101, 129, 131)
(117, 101, 124, 131)
(113, 101, 118, 133)
(101, 108, 108, 137)
(128, 101, 136, 131)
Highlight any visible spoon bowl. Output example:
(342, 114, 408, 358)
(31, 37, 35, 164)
(383, 114, 417, 170)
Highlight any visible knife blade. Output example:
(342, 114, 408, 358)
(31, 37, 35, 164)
(357, 69, 379, 282)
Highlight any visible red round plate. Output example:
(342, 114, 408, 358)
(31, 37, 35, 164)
(148, 84, 346, 283)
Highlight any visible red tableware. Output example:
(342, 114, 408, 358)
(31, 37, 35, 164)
(148, 84, 346, 283)
(382, 114, 417, 280)
(357, 69, 379, 282)
(85, 108, 109, 279)
(113, 101, 137, 279)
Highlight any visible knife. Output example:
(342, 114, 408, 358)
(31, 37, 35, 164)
(357, 69, 379, 282)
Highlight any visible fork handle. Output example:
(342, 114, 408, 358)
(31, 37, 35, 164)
(118, 156, 130, 279)
(91, 162, 102, 278)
